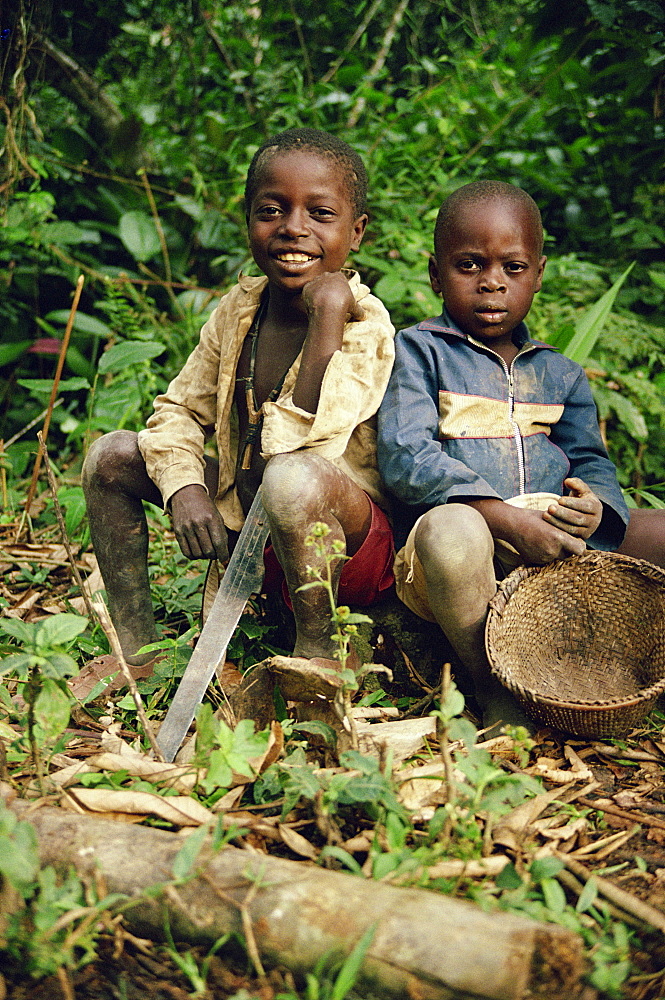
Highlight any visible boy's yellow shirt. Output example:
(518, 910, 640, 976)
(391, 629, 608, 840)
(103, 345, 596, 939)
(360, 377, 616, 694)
(138, 270, 395, 532)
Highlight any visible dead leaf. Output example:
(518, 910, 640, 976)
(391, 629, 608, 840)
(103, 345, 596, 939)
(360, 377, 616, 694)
(62, 787, 214, 826)
(279, 824, 319, 860)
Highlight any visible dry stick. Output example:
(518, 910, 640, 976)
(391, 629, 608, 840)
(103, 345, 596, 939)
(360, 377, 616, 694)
(36, 431, 97, 622)
(347, 0, 410, 128)
(558, 853, 665, 934)
(556, 868, 645, 930)
(4, 400, 64, 452)
(91, 600, 166, 763)
(577, 796, 665, 833)
(139, 169, 181, 316)
(20, 275, 84, 535)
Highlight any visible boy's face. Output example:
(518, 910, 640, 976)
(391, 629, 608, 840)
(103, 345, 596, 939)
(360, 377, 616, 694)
(247, 149, 367, 298)
(429, 198, 546, 347)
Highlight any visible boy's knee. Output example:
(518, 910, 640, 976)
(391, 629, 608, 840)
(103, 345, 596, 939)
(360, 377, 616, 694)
(415, 503, 493, 577)
(82, 430, 141, 491)
(262, 453, 331, 523)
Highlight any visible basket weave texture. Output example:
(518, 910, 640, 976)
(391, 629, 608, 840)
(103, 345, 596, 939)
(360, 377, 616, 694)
(486, 551, 665, 738)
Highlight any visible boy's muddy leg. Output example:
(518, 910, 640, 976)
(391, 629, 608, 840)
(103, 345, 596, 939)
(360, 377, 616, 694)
(618, 508, 665, 569)
(414, 504, 531, 731)
(83, 431, 220, 664)
(261, 453, 371, 662)
(82, 431, 162, 664)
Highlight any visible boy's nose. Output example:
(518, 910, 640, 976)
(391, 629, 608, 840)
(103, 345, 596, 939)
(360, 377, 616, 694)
(279, 209, 310, 237)
(479, 268, 506, 292)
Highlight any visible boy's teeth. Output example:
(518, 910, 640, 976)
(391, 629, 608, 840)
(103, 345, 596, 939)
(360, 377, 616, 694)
(278, 252, 313, 261)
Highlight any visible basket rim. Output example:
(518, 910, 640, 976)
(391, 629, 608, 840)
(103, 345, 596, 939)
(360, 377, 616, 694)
(486, 550, 665, 714)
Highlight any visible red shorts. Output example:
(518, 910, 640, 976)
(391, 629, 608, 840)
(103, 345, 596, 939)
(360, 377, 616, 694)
(262, 497, 395, 609)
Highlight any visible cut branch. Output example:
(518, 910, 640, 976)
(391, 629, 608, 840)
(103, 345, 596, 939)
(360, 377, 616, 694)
(5, 801, 586, 1000)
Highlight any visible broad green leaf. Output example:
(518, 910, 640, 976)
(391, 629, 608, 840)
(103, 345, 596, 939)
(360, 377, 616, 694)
(45, 311, 112, 338)
(649, 270, 665, 291)
(36, 613, 88, 648)
(0, 618, 38, 644)
(0, 341, 31, 367)
(97, 340, 165, 373)
(43, 221, 101, 245)
(118, 210, 161, 262)
(34, 678, 71, 741)
(17, 377, 89, 394)
(561, 262, 635, 364)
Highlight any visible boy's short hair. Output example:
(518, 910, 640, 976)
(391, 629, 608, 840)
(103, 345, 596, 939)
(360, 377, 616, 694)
(434, 180, 544, 256)
(244, 128, 368, 219)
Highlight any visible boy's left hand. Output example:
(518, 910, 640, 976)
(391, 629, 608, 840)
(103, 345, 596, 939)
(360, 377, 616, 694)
(301, 271, 365, 324)
(542, 477, 602, 541)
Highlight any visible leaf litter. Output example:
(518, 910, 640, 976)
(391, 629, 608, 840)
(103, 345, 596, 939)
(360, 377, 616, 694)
(2, 513, 665, 999)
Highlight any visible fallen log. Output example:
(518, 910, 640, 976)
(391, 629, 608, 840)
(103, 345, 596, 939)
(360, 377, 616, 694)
(6, 801, 585, 1000)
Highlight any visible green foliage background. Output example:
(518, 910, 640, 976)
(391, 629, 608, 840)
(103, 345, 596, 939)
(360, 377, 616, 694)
(1, 0, 664, 494)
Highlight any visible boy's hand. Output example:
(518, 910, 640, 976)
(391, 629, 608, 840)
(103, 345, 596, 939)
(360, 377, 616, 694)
(301, 271, 365, 324)
(170, 484, 229, 562)
(542, 477, 602, 541)
(469, 498, 587, 565)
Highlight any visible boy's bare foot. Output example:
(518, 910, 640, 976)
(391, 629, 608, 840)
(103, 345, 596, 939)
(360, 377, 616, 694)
(269, 654, 347, 702)
(480, 688, 534, 735)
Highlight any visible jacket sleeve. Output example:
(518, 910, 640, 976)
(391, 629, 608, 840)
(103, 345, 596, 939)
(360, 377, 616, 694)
(549, 365, 629, 549)
(137, 291, 235, 507)
(377, 328, 502, 508)
(260, 287, 395, 460)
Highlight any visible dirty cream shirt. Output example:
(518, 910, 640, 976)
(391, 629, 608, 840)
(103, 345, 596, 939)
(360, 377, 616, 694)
(137, 271, 395, 532)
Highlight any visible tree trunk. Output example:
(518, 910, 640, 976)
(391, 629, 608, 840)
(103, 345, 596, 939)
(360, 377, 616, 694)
(6, 801, 585, 1000)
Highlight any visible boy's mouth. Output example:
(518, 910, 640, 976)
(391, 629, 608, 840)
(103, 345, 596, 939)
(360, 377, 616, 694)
(475, 307, 508, 323)
(274, 251, 318, 263)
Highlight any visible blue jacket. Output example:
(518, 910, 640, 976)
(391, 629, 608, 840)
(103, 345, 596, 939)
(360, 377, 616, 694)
(377, 312, 629, 549)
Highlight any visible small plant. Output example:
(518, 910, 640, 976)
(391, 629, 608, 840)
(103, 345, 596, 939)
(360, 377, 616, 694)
(0, 613, 88, 789)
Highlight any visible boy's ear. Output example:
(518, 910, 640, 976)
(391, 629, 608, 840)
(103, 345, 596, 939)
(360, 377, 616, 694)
(534, 255, 547, 292)
(350, 213, 368, 252)
(428, 255, 443, 295)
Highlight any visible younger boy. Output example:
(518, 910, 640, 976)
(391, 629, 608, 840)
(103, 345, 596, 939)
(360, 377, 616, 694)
(79, 128, 395, 696)
(377, 180, 632, 729)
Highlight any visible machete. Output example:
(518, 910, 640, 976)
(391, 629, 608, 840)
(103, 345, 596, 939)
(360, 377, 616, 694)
(156, 487, 270, 763)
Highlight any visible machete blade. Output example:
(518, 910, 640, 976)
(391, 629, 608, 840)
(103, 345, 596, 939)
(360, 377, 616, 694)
(156, 488, 270, 763)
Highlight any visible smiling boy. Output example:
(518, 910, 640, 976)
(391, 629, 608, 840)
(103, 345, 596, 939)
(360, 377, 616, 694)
(80, 128, 395, 696)
(377, 180, 631, 729)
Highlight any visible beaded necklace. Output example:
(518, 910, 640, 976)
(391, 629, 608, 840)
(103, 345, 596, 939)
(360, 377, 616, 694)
(237, 296, 288, 470)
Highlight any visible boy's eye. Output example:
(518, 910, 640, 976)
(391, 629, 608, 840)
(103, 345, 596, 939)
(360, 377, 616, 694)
(311, 207, 336, 220)
(458, 259, 480, 272)
(255, 205, 281, 217)
(505, 262, 527, 273)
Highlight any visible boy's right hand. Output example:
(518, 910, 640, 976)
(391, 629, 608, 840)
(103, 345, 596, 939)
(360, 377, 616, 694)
(469, 498, 586, 565)
(170, 484, 229, 562)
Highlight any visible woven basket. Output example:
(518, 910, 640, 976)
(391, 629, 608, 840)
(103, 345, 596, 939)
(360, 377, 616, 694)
(486, 551, 665, 738)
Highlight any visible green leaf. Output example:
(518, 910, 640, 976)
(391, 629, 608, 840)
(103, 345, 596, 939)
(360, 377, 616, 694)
(172, 823, 210, 880)
(292, 719, 338, 746)
(561, 262, 635, 364)
(17, 377, 90, 394)
(330, 922, 377, 1000)
(576, 874, 599, 912)
(118, 210, 161, 262)
(0, 341, 31, 367)
(97, 340, 166, 373)
(36, 614, 88, 649)
(45, 311, 112, 338)
(648, 270, 665, 291)
(530, 856, 564, 883)
(43, 221, 101, 246)
(0, 618, 38, 644)
(540, 876, 567, 915)
(34, 678, 71, 741)
(496, 860, 523, 888)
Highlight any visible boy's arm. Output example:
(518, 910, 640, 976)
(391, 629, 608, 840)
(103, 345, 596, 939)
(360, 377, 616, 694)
(291, 272, 364, 413)
(261, 273, 394, 459)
